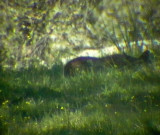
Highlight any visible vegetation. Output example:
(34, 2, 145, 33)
(0, 61, 160, 135)
(0, 0, 160, 134)
(0, 0, 160, 68)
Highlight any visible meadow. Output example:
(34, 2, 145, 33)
(0, 0, 160, 134)
(0, 60, 160, 135)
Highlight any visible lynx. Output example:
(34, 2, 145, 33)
(64, 50, 151, 76)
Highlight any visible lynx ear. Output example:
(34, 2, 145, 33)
(139, 50, 151, 62)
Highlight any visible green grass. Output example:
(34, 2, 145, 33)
(0, 63, 160, 135)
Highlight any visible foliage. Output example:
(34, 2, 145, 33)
(0, 0, 160, 69)
(140, 0, 160, 38)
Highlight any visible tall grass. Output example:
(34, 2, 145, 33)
(0, 61, 160, 135)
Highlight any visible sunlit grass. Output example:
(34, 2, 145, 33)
(0, 62, 160, 135)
